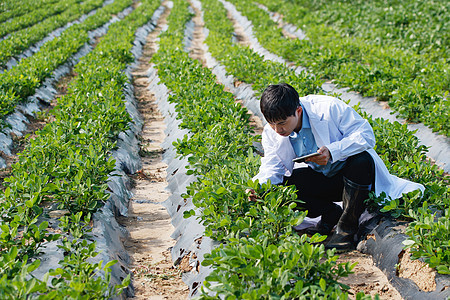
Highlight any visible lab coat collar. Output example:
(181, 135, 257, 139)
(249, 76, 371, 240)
(289, 104, 310, 139)
(301, 99, 331, 147)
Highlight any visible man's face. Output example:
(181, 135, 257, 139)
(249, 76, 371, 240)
(269, 106, 302, 137)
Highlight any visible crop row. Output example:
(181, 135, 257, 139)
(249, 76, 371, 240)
(231, 0, 449, 137)
(202, 0, 449, 276)
(0, 0, 132, 129)
(151, 0, 375, 298)
(0, 0, 62, 23)
(0, 0, 60, 14)
(0, 0, 82, 39)
(270, 0, 448, 59)
(0, 0, 160, 297)
(0, 0, 104, 68)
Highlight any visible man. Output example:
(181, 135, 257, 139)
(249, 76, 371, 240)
(251, 83, 424, 252)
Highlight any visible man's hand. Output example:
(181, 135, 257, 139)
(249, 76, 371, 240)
(245, 188, 258, 202)
(306, 146, 331, 165)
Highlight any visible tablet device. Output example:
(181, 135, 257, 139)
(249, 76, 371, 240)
(292, 152, 321, 163)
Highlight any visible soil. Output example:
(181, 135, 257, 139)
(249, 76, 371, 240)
(397, 248, 436, 292)
(337, 251, 402, 299)
(227, 9, 251, 48)
(189, 7, 207, 66)
(119, 2, 189, 299)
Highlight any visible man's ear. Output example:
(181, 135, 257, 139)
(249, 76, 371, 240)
(296, 106, 303, 116)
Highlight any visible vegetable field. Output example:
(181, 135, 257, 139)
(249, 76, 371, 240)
(0, 0, 448, 299)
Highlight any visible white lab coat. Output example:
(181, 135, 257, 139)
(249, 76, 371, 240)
(253, 95, 425, 200)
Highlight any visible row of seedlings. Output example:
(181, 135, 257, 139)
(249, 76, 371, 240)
(244, 0, 449, 136)
(188, 0, 265, 130)
(150, 0, 369, 298)
(0, 0, 62, 23)
(200, 0, 450, 287)
(0, 0, 133, 127)
(0, 0, 81, 38)
(253, 0, 448, 60)
(0, 0, 161, 298)
(0, 0, 105, 68)
(0, 0, 133, 170)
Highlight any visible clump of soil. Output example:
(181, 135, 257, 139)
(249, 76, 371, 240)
(131, 250, 188, 299)
(397, 248, 436, 292)
(337, 251, 403, 299)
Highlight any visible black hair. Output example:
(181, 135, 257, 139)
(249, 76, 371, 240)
(260, 83, 300, 123)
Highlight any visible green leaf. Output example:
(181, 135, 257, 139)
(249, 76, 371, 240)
(183, 209, 195, 219)
(402, 239, 415, 246)
(104, 260, 117, 270)
(319, 278, 326, 290)
(39, 221, 48, 231)
(4, 187, 10, 198)
(216, 187, 227, 194)
(436, 265, 450, 275)
(219, 218, 231, 227)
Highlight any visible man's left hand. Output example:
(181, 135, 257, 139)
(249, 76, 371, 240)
(306, 146, 331, 165)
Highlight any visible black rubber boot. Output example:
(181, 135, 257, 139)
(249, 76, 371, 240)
(305, 203, 343, 236)
(325, 177, 370, 252)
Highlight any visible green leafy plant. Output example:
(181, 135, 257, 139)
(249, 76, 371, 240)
(199, 234, 354, 299)
(403, 203, 450, 275)
(50, 231, 129, 299)
(0, 247, 48, 299)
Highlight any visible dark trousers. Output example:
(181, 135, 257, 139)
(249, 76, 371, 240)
(283, 151, 375, 218)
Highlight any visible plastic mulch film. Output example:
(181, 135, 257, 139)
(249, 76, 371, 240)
(358, 217, 450, 300)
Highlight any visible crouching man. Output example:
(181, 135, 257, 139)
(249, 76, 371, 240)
(251, 83, 424, 252)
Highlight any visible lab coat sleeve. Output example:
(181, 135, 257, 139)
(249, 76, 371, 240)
(326, 102, 376, 162)
(253, 127, 286, 185)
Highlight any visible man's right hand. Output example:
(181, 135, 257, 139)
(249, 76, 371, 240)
(245, 188, 258, 202)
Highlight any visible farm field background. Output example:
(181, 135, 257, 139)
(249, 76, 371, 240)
(0, 0, 448, 299)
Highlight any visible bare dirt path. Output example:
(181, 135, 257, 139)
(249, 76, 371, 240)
(119, 2, 189, 299)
